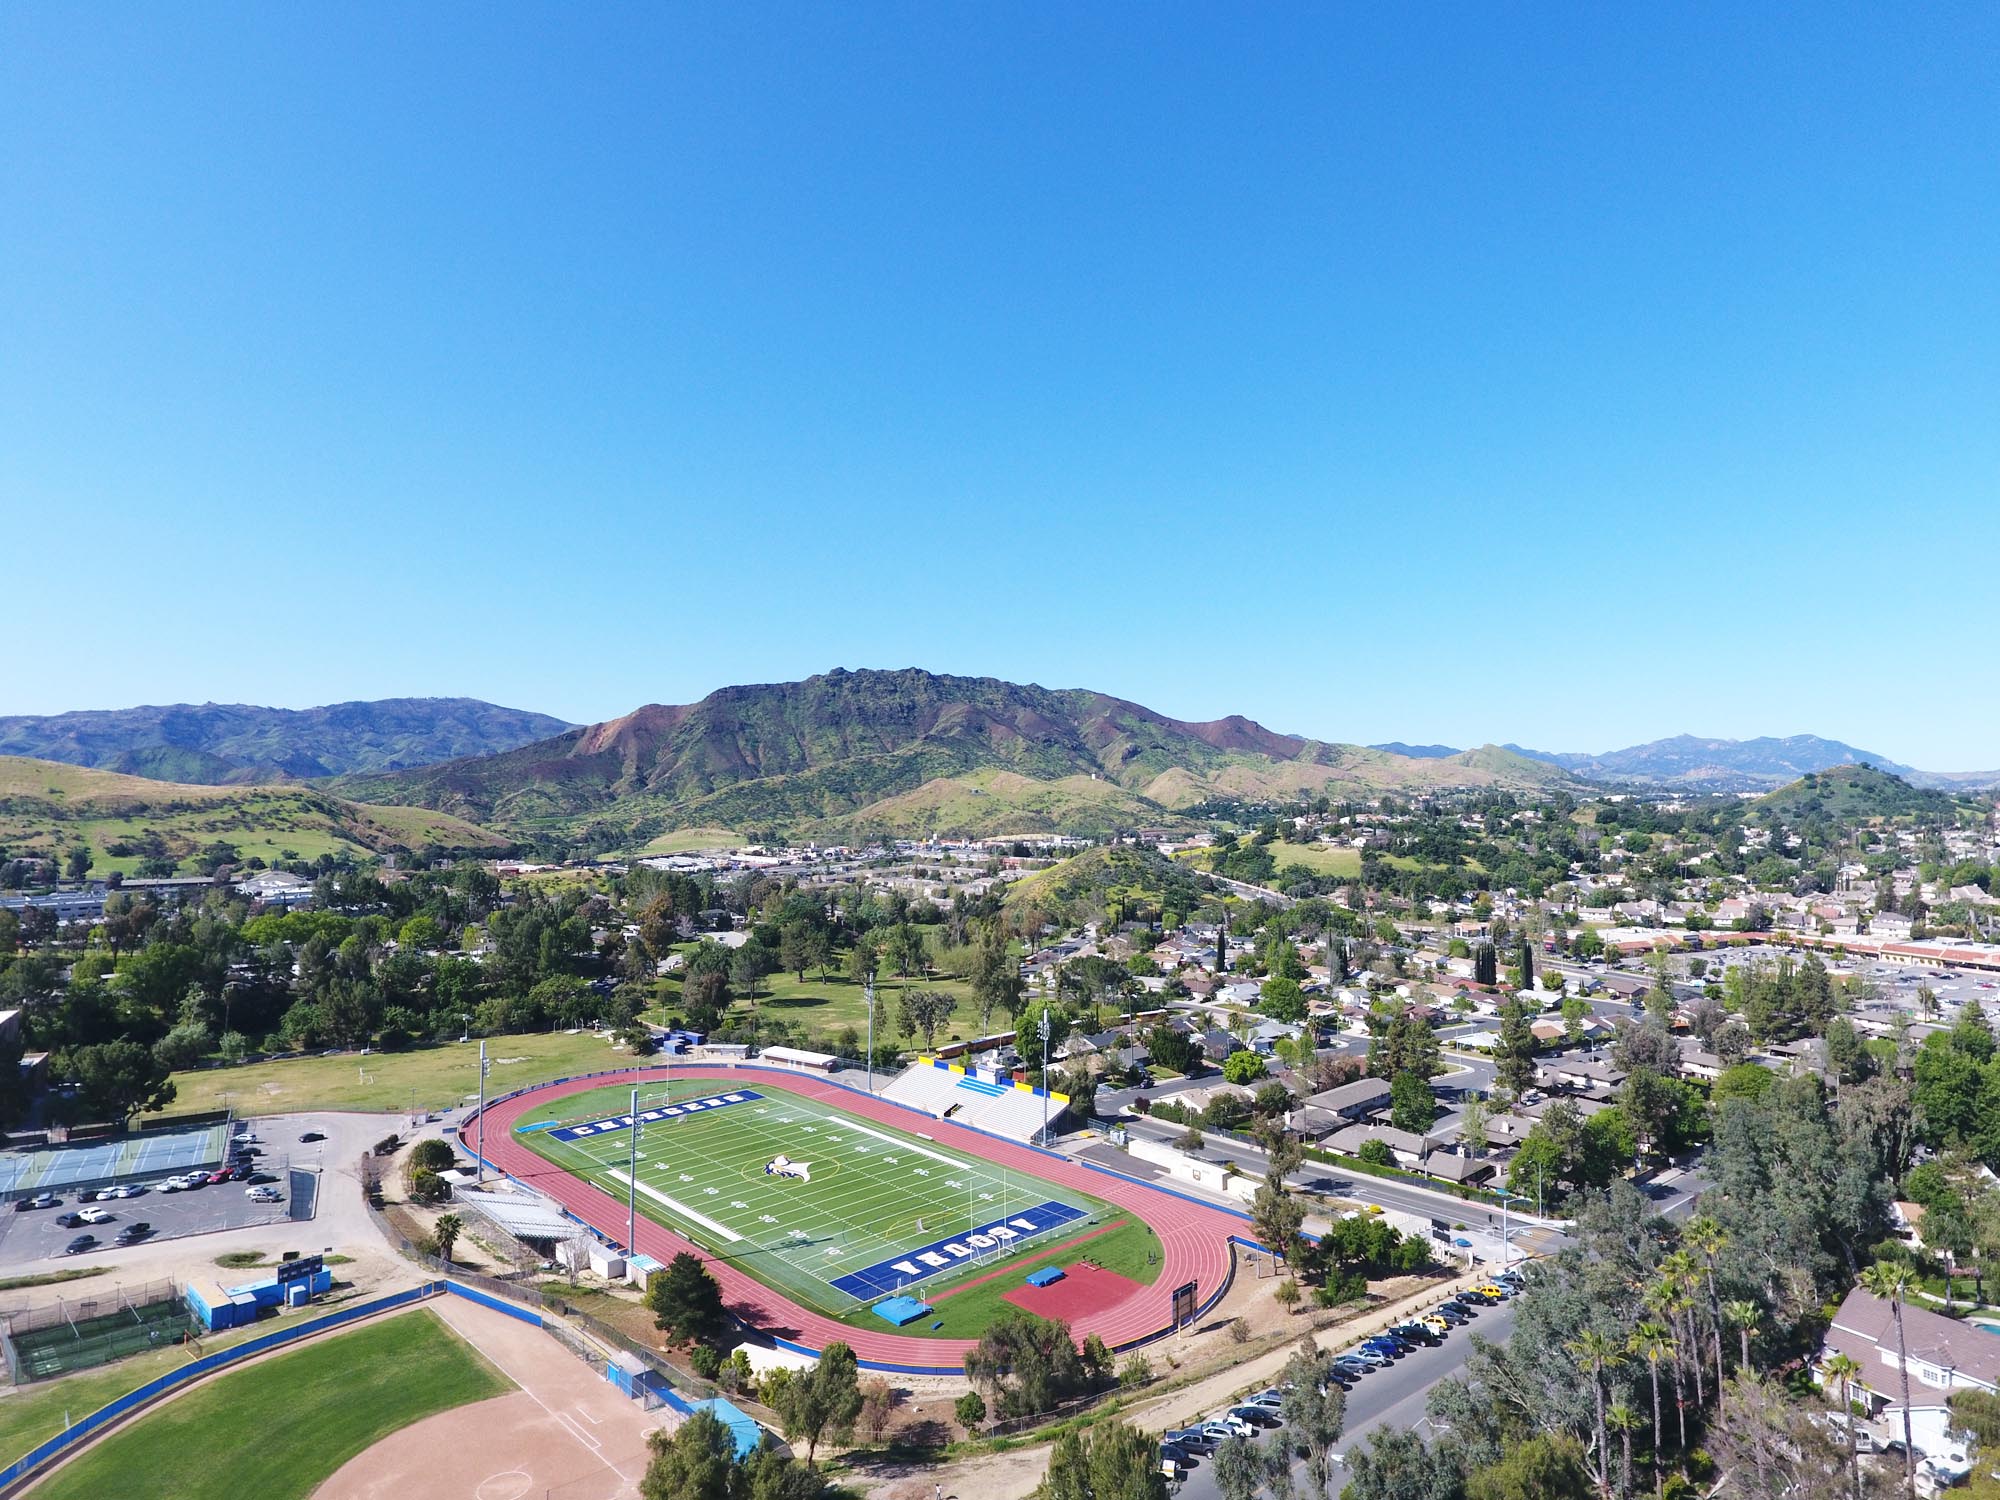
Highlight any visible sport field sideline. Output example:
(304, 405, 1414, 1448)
(512, 1078, 1149, 1320)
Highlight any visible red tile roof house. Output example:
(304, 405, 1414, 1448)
(1816, 1288, 2000, 1416)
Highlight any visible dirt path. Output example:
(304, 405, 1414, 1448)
(312, 1296, 673, 1500)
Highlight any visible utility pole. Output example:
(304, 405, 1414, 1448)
(865, 975, 877, 1095)
(476, 1039, 488, 1184)
(628, 1084, 639, 1254)
(1039, 1009, 1052, 1145)
(1497, 1186, 1511, 1270)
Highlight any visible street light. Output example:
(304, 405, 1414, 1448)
(1495, 1186, 1513, 1270)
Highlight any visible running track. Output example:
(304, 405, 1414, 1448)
(461, 1065, 1247, 1373)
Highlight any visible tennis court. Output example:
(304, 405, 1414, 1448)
(0, 1124, 229, 1197)
(512, 1079, 1115, 1316)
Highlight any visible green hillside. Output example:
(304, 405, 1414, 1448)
(0, 756, 510, 876)
(1755, 763, 1964, 824)
(333, 668, 1584, 844)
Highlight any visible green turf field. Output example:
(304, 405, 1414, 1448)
(26, 1308, 509, 1500)
(514, 1078, 1156, 1329)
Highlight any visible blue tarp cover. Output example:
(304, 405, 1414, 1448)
(1025, 1266, 1066, 1287)
(871, 1295, 933, 1326)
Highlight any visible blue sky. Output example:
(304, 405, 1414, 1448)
(3, 6, 1995, 766)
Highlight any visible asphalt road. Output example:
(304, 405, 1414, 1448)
(1169, 1295, 1521, 1500)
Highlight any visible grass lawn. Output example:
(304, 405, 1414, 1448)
(513, 1077, 1153, 1331)
(829, 1214, 1161, 1339)
(651, 967, 987, 1049)
(1265, 840, 1362, 877)
(630, 826, 743, 855)
(153, 1028, 639, 1119)
(29, 1308, 509, 1500)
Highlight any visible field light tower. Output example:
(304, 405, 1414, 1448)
(865, 974, 877, 1095)
(1039, 1009, 1052, 1145)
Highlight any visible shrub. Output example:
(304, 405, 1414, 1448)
(690, 1343, 724, 1380)
(1229, 1318, 1252, 1344)
(408, 1168, 450, 1205)
(955, 1391, 986, 1430)
(1117, 1355, 1152, 1388)
(409, 1138, 456, 1173)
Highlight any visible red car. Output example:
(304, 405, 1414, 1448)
(205, 1168, 235, 1185)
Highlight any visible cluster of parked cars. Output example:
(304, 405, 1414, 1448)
(1154, 1270, 1526, 1481)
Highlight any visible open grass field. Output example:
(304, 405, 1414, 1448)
(152, 1029, 634, 1119)
(1264, 840, 1363, 877)
(631, 826, 743, 854)
(512, 1078, 1155, 1331)
(27, 1308, 508, 1500)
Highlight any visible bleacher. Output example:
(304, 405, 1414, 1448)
(879, 1058, 1070, 1142)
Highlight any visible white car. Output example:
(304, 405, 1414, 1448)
(158, 1179, 183, 1193)
(246, 1186, 282, 1203)
(1216, 1413, 1256, 1438)
(75, 1207, 112, 1224)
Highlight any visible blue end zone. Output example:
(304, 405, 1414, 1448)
(541, 1090, 763, 1143)
(830, 1200, 1087, 1300)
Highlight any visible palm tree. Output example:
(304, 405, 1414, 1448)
(434, 1211, 463, 1267)
(1661, 1249, 1706, 1410)
(1723, 1298, 1760, 1372)
(1606, 1402, 1641, 1500)
(1630, 1321, 1676, 1499)
(1645, 1279, 1693, 1450)
(1861, 1260, 1918, 1500)
(1823, 1351, 1865, 1500)
(1567, 1329, 1625, 1498)
(1684, 1215, 1729, 1395)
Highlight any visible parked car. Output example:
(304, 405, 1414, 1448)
(64, 1235, 96, 1255)
(1165, 1428, 1216, 1455)
(115, 1222, 152, 1244)
(299, 1131, 325, 1143)
(1196, 1422, 1238, 1447)
(55, 1212, 83, 1228)
(1434, 1303, 1472, 1324)
(1333, 1355, 1374, 1377)
(1360, 1337, 1404, 1359)
(1348, 1346, 1393, 1368)
(23, 1193, 59, 1211)
(1418, 1314, 1452, 1336)
(1215, 1413, 1256, 1438)
(75, 1207, 112, 1224)
(1228, 1405, 1280, 1429)
(1242, 1393, 1284, 1414)
(247, 1186, 283, 1203)
(245, 1171, 278, 1185)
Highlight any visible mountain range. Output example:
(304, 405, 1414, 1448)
(1375, 733, 2000, 792)
(0, 699, 574, 784)
(3, 678, 1991, 851)
(329, 668, 1574, 844)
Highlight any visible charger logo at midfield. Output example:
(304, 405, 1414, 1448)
(765, 1154, 812, 1182)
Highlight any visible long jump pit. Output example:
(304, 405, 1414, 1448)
(313, 1297, 668, 1500)
(1001, 1260, 1145, 1324)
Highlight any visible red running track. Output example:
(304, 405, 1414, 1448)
(462, 1065, 1245, 1372)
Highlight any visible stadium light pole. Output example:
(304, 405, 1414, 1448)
(476, 1039, 487, 1185)
(628, 1085, 639, 1255)
(864, 974, 876, 1095)
(1039, 1010, 1051, 1145)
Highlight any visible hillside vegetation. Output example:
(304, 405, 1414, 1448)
(0, 698, 571, 784)
(0, 756, 509, 875)
(334, 668, 1581, 844)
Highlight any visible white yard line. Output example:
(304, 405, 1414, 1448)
(605, 1169, 743, 1243)
(832, 1118, 975, 1173)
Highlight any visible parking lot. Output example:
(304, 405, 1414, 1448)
(0, 1127, 306, 1265)
(1163, 1272, 1524, 1500)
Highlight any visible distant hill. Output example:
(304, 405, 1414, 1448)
(0, 699, 575, 784)
(1754, 763, 1964, 823)
(1369, 742, 1460, 759)
(1504, 733, 2000, 793)
(0, 756, 510, 877)
(335, 668, 1582, 844)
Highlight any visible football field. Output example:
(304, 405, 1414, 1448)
(511, 1079, 1127, 1318)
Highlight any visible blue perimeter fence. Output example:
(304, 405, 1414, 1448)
(458, 1060, 1270, 1374)
(0, 1279, 541, 1493)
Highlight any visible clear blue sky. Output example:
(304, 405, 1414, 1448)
(4, 6, 1996, 766)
